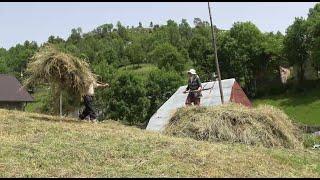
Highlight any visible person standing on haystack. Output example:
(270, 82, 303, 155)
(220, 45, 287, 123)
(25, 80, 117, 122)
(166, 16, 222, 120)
(183, 69, 202, 106)
(79, 79, 109, 121)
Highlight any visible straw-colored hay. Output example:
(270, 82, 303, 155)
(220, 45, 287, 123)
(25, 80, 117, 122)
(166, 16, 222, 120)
(24, 44, 96, 97)
(164, 103, 302, 149)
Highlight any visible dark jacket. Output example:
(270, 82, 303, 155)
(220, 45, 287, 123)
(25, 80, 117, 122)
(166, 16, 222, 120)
(186, 75, 202, 98)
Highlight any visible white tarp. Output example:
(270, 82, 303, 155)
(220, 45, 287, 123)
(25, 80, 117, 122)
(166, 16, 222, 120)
(146, 78, 236, 132)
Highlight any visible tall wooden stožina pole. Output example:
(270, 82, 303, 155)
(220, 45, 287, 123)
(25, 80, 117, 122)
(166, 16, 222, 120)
(208, 1, 224, 104)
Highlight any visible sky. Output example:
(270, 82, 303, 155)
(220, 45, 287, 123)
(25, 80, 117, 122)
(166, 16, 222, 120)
(0, 2, 318, 49)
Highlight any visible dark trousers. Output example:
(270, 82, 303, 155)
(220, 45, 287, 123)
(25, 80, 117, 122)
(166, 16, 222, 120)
(79, 95, 97, 120)
(185, 93, 201, 106)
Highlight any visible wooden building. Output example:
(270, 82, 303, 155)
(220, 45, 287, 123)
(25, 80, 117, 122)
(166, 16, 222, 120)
(0, 74, 34, 110)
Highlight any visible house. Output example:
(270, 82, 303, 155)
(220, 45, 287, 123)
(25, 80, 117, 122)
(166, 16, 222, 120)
(146, 78, 252, 132)
(0, 74, 34, 110)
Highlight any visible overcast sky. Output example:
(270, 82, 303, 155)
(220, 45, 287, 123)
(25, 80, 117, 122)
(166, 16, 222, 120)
(0, 2, 318, 49)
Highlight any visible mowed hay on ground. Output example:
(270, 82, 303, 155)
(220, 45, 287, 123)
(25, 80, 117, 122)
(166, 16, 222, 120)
(0, 108, 319, 177)
(164, 103, 302, 149)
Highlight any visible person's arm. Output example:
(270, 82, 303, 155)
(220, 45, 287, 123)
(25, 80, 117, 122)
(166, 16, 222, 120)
(183, 81, 190, 94)
(96, 81, 109, 88)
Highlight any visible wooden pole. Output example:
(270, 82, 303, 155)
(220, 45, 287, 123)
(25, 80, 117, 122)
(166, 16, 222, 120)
(208, 1, 224, 104)
(59, 91, 63, 117)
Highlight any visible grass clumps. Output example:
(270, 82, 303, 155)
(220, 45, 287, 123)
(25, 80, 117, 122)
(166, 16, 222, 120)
(303, 134, 320, 148)
(164, 103, 302, 149)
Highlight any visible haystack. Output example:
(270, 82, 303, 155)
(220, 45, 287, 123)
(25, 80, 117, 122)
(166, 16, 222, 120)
(24, 44, 96, 97)
(164, 103, 302, 149)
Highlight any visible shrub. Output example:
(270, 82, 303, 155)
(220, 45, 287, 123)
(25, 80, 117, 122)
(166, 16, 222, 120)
(102, 72, 150, 125)
(146, 69, 184, 120)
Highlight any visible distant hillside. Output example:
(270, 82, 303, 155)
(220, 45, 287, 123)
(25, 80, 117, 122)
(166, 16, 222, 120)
(0, 109, 319, 177)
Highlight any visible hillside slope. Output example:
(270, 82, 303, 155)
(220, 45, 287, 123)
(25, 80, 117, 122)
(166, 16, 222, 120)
(253, 88, 320, 126)
(0, 109, 319, 177)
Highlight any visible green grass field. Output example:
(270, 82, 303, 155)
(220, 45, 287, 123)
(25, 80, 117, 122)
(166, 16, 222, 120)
(253, 88, 320, 126)
(0, 108, 320, 177)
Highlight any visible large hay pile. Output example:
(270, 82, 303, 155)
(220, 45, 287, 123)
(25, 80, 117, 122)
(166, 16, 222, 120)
(164, 104, 302, 149)
(24, 44, 96, 97)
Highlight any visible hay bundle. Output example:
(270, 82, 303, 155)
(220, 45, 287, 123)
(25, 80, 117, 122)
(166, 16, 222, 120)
(164, 104, 302, 149)
(24, 44, 96, 97)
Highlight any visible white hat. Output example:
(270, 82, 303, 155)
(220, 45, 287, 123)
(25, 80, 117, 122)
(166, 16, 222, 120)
(187, 69, 196, 75)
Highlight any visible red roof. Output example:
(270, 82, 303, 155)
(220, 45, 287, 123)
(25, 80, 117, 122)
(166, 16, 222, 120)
(230, 81, 252, 107)
(0, 74, 34, 102)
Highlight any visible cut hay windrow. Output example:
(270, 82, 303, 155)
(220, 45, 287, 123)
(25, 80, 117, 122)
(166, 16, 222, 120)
(164, 103, 302, 149)
(24, 44, 97, 97)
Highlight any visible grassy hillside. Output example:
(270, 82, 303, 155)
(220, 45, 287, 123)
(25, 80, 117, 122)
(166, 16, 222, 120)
(0, 109, 319, 177)
(253, 88, 320, 126)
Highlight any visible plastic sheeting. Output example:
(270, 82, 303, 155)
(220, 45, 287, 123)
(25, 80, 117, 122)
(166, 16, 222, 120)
(146, 78, 236, 132)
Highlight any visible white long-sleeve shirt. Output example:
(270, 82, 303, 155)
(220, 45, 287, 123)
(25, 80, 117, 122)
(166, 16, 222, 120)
(87, 81, 98, 96)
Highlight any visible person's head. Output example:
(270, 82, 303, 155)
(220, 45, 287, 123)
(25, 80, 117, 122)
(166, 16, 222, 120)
(187, 69, 196, 79)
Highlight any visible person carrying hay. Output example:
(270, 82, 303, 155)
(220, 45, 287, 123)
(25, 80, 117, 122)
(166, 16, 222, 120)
(183, 69, 202, 106)
(79, 80, 109, 121)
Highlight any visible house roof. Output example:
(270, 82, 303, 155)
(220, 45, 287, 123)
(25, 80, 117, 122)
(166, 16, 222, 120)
(0, 74, 34, 102)
(146, 78, 236, 132)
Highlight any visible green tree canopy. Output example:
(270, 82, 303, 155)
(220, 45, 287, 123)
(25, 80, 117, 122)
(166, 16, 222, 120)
(149, 43, 188, 72)
(306, 3, 320, 68)
(105, 72, 150, 125)
(283, 17, 309, 83)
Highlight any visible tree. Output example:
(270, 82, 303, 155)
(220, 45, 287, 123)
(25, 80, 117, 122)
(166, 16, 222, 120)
(0, 48, 8, 73)
(188, 34, 213, 81)
(116, 21, 129, 41)
(94, 23, 114, 37)
(306, 3, 320, 72)
(67, 27, 82, 43)
(166, 20, 181, 47)
(48, 36, 65, 44)
(125, 43, 146, 67)
(260, 32, 286, 82)
(5, 41, 38, 79)
(104, 72, 150, 125)
(193, 18, 204, 27)
(146, 70, 183, 120)
(283, 17, 309, 84)
(149, 43, 188, 72)
(218, 22, 264, 96)
(179, 19, 192, 49)
(153, 24, 160, 29)
(261, 32, 285, 60)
